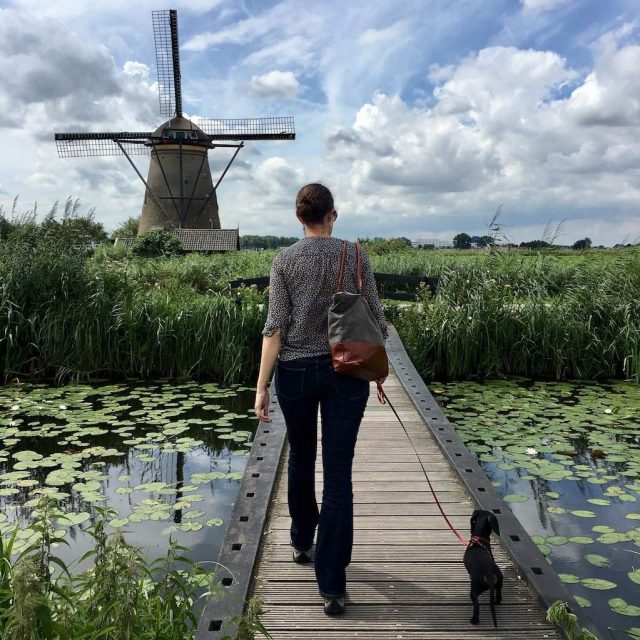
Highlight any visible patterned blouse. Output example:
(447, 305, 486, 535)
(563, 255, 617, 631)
(262, 236, 388, 361)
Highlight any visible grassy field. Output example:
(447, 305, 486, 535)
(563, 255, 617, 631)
(0, 233, 638, 384)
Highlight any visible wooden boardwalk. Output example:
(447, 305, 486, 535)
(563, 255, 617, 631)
(249, 368, 563, 639)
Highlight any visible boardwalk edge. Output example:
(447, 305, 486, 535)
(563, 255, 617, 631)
(196, 381, 287, 639)
(386, 323, 600, 638)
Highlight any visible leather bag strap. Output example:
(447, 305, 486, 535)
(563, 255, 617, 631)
(336, 240, 363, 293)
(336, 240, 348, 292)
(355, 241, 363, 293)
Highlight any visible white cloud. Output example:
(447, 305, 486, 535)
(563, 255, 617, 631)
(322, 36, 640, 243)
(357, 20, 409, 46)
(246, 71, 301, 99)
(521, 0, 568, 12)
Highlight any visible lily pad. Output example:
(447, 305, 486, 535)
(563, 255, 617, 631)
(581, 578, 617, 590)
(586, 554, 611, 568)
(573, 595, 591, 608)
(592, 525, 616, 533)
(559, 573, 580, 584)
(548, 506, 566, 515)
(609, 597, 640, 616)
(587, 498, 611, 506)
(568, 536, 594, 544)
(598, 532, 631, 544)
(59, 512, 91, 527)
(109, 518, 129, 528)
(503, 493, 528, 503)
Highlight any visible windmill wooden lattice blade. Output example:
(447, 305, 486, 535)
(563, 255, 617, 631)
(54, 132, 153, 157)
(152, 9, 182, 119)
(195, 116, 295, 140)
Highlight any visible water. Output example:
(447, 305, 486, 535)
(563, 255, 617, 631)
(0, 379, 257, 571)
(432, 378, 640, 637)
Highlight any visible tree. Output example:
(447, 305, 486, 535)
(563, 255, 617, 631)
(240, 235, 298, 250)
(132, 229, 181, 257)
(520, 240, 551, 249)
(453, 233, 471, 249)
(111, 217, 140, 240)
(477, 235, 495, 247)
(572, 237, 592, 250)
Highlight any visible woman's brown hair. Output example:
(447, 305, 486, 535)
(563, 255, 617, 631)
(296, 183, 334, 225)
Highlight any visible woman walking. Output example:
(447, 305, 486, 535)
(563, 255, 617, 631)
(254, 183, 388, 615)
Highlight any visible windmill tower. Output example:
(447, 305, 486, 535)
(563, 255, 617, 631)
(55, 10, 295, 236)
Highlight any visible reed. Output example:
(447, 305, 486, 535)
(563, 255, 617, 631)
(391, 247, 640, 382)
(0, 500, 220, 640)
(0, 227, 637, 384)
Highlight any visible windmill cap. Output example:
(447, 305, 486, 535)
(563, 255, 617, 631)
(152, 116, 209, 141)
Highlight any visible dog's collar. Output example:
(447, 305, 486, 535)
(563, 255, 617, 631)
(468, 535, 494, 557)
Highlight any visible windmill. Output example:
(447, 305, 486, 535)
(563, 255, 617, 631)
(55, 9, 295, 236)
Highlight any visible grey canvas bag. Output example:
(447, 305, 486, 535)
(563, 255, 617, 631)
(328, 241, 389, 386)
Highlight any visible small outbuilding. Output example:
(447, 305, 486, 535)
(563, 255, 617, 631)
(113, 229, 240, 253)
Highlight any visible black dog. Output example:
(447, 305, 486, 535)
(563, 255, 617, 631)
(462, 509, 503, 626)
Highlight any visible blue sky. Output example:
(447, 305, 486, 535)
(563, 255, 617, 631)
(0, 0, 638, 245)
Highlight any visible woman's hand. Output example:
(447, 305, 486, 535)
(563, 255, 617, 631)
(255, 387, 272, 422)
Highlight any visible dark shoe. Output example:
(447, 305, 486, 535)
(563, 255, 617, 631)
(292, 546, 313, 564)
(323, 596, 345, 615)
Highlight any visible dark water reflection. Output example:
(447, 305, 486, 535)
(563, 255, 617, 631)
(433, 378, 640, 637)
(0, 380, 256, 573)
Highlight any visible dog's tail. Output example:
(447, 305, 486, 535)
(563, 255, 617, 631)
(485, 574, 498, 628)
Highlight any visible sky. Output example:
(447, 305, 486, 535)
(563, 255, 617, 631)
(0, 0, 639, 246)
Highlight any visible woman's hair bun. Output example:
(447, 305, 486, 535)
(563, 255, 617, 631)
(295, 184, 334, 225)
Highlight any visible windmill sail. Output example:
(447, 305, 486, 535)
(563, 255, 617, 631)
(152, 9, 182, 118)
(55, 132, 153, 157)
(195, 116, 295, 140)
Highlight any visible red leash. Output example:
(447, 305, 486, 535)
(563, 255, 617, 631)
(378, 384, 468, 547)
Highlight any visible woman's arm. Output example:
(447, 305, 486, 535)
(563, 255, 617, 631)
(255, 254, 291, 422)
(254, 331, 281, 422)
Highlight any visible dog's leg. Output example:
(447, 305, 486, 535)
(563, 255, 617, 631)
(470, 589, 480, 625)
(486, 575, 498, 628)
(495, 566, 504, 605)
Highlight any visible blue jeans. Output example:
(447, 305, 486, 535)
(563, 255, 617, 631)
(275, 353, 369, 597)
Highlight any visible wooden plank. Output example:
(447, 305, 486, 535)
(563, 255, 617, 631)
(275, 491, 471, 504)
(254, 580, 533, 604)
(269, 515, 474, 531)
(262, 545, 511, 563)
(281, 472, 459, 482)
(258, 561, 503, 581)
(260, 633, 558, 640)
(274, 502, 474, 517)
(260, 604, 553, 630)
(270, 524, 475, 539)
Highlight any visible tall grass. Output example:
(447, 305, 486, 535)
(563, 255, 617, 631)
(0, 228, 638, 384)
(391, 247, 640, 382)
(0, 500, 217, 640)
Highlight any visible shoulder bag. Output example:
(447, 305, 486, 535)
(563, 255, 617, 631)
(328, 241, 389, 387)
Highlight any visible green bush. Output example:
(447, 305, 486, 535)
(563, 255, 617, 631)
(359, 237, 413, 255)
(132, 229, 182, 257)
(0, 499, 216, 640)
